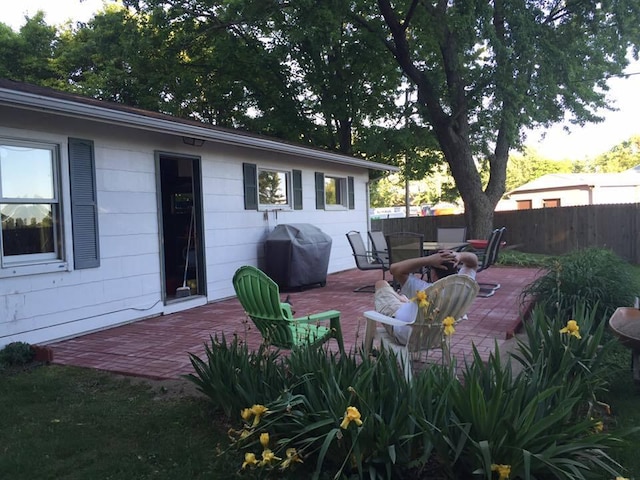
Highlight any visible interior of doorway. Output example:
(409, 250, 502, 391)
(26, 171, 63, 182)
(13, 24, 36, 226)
(158, 155, 205, 301)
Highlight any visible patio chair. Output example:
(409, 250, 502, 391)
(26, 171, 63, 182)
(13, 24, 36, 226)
(437, 227, 467, 243)
(363, 274, 479, 379)
(475, 227, 506, 297)
(367, 230, 389, 265)
(232, 265, 344, 353)
(385, 231, 425, 286)
(346, 230, 389, 293)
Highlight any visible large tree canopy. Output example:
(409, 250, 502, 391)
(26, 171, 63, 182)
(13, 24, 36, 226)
(121, 0, 640, 236)
(357, 0, 640, 236)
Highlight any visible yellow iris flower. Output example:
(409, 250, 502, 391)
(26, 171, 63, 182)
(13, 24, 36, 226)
(242, 452, 258, 469)
(411, 290, 430, 309)
(259, 448, 281, 466)
(559, 319, 582, 339)
(240, 404, 269, 426)
(340, 406, 363, 429)
(280, 448, 303, 470)
(442, 316, 456, 336)
(491, 463, 511, 479)
(260, 432, 270, 448)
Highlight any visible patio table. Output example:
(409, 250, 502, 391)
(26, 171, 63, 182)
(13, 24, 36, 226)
(423, 241, 469, 254)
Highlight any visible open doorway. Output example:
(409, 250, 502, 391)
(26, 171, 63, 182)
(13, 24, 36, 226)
(157, 153, 205, 302)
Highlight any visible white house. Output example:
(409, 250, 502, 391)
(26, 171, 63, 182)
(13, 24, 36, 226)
(0, 79, 396, 348)
(505, 167, 640, 209)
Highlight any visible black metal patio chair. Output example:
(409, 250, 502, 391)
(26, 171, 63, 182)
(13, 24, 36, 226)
(346, 230, 389, 293)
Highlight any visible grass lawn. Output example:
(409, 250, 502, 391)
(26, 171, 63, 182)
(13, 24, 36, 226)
(600, 341, 640, 475)
(0, 365, 254, 480)
(3, 349, 640, 479)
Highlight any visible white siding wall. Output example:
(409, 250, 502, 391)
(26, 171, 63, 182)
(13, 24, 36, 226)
(509, 185, 640, 209)
(592, 186, 640, 204)
(199, 144, 368, 300)
(0, 108, 371, 347)
(509, 188, 590, 208)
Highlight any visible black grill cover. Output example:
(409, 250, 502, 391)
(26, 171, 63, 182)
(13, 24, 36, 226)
(264, 224, 332, 289)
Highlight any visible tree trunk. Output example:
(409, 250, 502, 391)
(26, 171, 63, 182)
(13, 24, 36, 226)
(376, 0, 510, 240)
(438, 132, 500, 240)
(463, 194, 495, 240)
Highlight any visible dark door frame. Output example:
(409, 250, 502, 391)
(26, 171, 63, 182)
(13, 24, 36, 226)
(155, 151, 206, 303)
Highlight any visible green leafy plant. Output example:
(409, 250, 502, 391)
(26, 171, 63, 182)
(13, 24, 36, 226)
(188, 316, 636, 479)
(522, 247, 640, 322)
(445, 343, 625, 479)
(497, 250, 550, 267)
(512, 301, 614, 415)
(184, 334, 286, 417)
(229, 346, 436, 479)
(0, 341, 34, 366)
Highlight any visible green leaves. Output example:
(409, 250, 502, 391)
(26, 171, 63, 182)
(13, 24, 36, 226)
(187, 309, 634, 478)
(184, 334, 286, 417)
(522, 247, 640, 322)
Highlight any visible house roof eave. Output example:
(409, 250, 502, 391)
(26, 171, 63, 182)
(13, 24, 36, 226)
(0, 82, 398, 173)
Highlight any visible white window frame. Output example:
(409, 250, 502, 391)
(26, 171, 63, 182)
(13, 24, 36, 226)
(257, 167, 292, 210)
(0, 137, 66, 275)
(324, 175, 348, 209)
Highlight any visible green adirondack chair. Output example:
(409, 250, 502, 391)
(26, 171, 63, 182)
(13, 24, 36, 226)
(232, 265, 344, 353)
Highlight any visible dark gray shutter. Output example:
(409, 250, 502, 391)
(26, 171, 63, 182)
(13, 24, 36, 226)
(292, 169, 303, 210)
(348, 176, 355, 209)
(68, 138, 100, 269)
(315, 172, 325, 210)
(243, 163, 257, 210)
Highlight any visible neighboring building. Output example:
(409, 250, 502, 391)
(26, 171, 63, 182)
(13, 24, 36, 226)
(0, 79, 396, 348)
(505, 167, 640, 209)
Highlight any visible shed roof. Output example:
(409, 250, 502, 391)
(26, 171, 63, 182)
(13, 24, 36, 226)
(507, 168, 640, 195)
(0, 78, 398, 173)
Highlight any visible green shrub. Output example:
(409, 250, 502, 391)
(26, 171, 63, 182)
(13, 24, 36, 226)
(512, 302, 614, 414)
(497, 250, 550, 267)
(522, 247, 640, 322)
(187, 317, 635, 479)
(0, 342, 34, 366)
(442, 345, 625, 479)
(184, 334, 287, 417)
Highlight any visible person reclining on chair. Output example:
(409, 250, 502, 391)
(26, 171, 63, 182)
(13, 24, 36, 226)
(374, 250, 479, 345)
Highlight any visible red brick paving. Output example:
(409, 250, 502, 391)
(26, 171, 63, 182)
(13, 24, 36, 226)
(45, 266, 541, 379)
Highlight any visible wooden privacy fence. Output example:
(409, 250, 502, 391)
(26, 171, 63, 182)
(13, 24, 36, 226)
(371, 203, 640, 264)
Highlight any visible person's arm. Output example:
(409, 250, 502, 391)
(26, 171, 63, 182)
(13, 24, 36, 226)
(389, 250, 479, 287)
(389, 250, 457, 287)
(452, 251, 478, 271)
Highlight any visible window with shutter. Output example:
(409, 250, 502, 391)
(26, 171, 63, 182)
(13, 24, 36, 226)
(0, 138, 63, 268)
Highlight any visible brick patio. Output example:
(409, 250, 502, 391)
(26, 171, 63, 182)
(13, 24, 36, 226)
(44, 266, 541, 379)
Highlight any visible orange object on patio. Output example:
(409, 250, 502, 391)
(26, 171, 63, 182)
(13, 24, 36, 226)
(467, 239, 507, 249)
